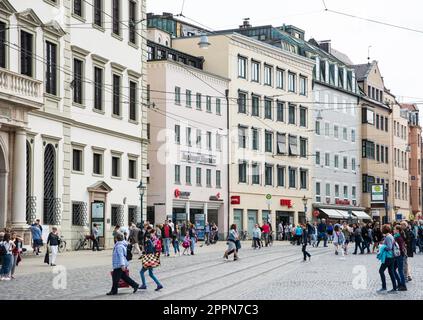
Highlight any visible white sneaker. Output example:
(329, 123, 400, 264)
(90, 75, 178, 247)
(3, 277, 11, 281)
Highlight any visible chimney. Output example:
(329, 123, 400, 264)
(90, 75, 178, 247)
(240, 18, 251, 29)
(319, 40, 331, 54)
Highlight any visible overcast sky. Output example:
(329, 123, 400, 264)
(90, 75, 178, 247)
(147, 0, 423, 106)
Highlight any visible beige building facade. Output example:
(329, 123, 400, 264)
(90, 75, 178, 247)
(173, 33, 315, 235)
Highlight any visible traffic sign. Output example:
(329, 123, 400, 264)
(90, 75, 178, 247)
(266, 194, 272, 200)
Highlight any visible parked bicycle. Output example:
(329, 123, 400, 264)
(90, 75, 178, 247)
(58, 235, 67, 253)
(239, 230, 248, 241)
(74, 232, 92, 251)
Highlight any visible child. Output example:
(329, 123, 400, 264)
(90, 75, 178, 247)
(182, 232, 190, 255)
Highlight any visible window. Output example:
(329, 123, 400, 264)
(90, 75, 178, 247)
(352, 158, 356, 171)
(252, 163, 260, 185)
(385, 117, 388, 132)
(299, 107, 307, 127)
(288, 72, 296, 92)
(334, 155, 339, 168)
(251, 61, 260, 82)
(184, 89, 192, 107)
(206, 96, 212, 112)
(300, 138, 307, 158)
(362, 108, 375, 125)
(129, 81, 137, 121)
(238, 162, 247, 183)
(112, 74, 121, 116)
(252, 95, 260, 117)
(186, 166, 191, 184)
(376, 114, 380, 129)
(174, 86, 181, 105)
(206, 131, 212, 151)
(196, 129, 202, 148)
(216, 98, 221, 115)
(128, 159, 137, 180)
(94, 0, 103, 27)
(93, 152, 103, 175)
(20, 31, 33, 77)
(362, 174, 375, 193)
(277, 101, 284, 122)
(94, 66, 103, 110)
(196, 168, 202, 185)
(343, 127, 348, 141)
(315, 151, 321, 165)
(72, 201, 87, 226)
(277, 166, 285, 187)
(238, 56, 247, 78)
(175, 125, 180, 144)
(112, 155, 121, 177)
(326, 183, 331, 199)
(288, 135, 298, 156)
(265, 164, 273, 186)
(0, 22, 6, 68)
(111, 205, 121, 226)
(264, 99, 272, 119)
(351, 129, 356, 142)
(238, 126, 247, 149)
(385, 146, 389, 163)
(289, 168, 296, 188)
(335, 185, 340, 199)
(73, 0, 83, 17)
(320, 60, 326, 82)
(380, 145, 384, 162)
(343, 156, 348, 170)
(362, 140, 375, 159)
(186, 127, 192, 146)
(196, 93, 202, 109)
(238, 92, 247, 113)
(72, 149, 83, 172)
(252, 128, 259, 151)
(325, 152, 330, 167)
(206, 169, 212, 187)
(277, 133, 286, 154)
(216, 170, 221, 188)
(333, 125, 339, 139)
(128, 0, 137, 44)
(315, 121, 321, 135)
(276, 68, 284, 89)
(264, 65, 272, 86)
(300, 169, 307, 189)
(174, 165, 181, 184)
(73, 58, 83, 104)
(112, 0, 120, 36)
(352, 186, 356, 199)
(343, 186, 348, 199)
(265, 131, 273, 153)
(216, 133, 222, 151)
(316, 182, 321, 202)
(45, 41, 57, 95)
(288, 104, 296, 125)
(299, 76, 307, 95)
(324, 123, 330, 137)
(338, 67, 344, 88)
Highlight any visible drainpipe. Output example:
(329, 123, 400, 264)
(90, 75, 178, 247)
(226, 89, 230, 239)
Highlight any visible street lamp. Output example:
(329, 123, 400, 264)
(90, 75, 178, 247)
(302, 195, 308, 223)
(137, 180, 147, 225)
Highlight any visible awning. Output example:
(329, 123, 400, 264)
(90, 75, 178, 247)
(319, 208, 344, 219)
(352, 211, 372, 220)
(335, 210, 351, 219)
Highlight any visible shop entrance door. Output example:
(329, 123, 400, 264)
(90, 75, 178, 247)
(233, 209, 243, 232)
(247, 210, 258, 238)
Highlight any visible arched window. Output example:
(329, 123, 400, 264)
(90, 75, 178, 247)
(43, 144, 60, 225)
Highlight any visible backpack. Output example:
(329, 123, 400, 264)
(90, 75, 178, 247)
(126, 243, 133, 261)
(0, 242, 7, 256)
(393, 242, 401, 258)
(154, 238, 162, 252)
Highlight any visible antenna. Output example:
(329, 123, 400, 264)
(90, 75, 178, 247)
(322, 0, 328, 11)
(179, 0, 186, 17)
(367, 45, 372, 64)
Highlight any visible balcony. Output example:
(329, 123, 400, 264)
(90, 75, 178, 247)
(0, 68, 43, 109)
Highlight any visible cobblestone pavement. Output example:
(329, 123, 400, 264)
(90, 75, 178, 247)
(0, 241, 422, 300)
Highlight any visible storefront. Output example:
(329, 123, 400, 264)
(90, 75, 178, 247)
(313, 203, 371, 224)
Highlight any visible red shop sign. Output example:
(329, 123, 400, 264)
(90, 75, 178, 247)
(280, 199, 293, 208)
(174, 189, 181, 198)
(231, 196, 240, 205)
(335, 199, 350, 205)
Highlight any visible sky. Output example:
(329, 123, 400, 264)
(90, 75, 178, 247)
(147, 0, 423, 107)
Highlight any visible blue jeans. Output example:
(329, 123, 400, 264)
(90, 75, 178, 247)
(316, 233, 327, 247)
(0, 254, 12, 276)
(379, 257, 397, 290)
(394, 255, 406, 287)
(190, 237, 196, 253)
(173, 239, 180, 253)
(163, 238, 171, 255)
(140, 268, 162, 287)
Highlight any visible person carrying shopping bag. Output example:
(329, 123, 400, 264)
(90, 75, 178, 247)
(139, 230, 163, 291)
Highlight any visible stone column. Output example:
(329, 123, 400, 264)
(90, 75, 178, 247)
(12, 130, 27, 228)
(204, 202, 208, 224)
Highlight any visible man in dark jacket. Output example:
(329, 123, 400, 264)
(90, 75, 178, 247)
(401, 221, 414, 282)
(316, 219, 328, 247)
(361, 223, 371, 254)
(307, 222, 314, 245)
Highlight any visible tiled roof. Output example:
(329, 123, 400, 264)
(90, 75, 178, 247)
(400, 103, 418, 111)
(352, 63, 372, 81)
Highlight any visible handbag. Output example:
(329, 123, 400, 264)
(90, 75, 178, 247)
(110, 269, 130, 288)
(141, 252, 161, 269)
(235, 239, 241, 250)
(44, 251, 49, 265)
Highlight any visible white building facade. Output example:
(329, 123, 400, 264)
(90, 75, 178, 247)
(0, 0, 148, 249)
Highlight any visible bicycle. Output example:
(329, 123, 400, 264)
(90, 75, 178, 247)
(58, 235, 67, 253)
(239, 231, 248, 241)
(74, 232, 92, 251)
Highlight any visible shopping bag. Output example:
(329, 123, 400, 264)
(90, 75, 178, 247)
(141, 252, 161, 269)
(110, 269, 130, 288)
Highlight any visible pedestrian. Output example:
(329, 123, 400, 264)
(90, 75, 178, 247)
(30, 220, 43, 255)
(290, 224, 296, 245)
(252, 224, 261, 249)
(224, 224, 239, 261)
(295, 224, 303, 246)
(162, 220, 172, 257)
(301, 224, 311, 262)
(400, 221, 414, 282)
(10, 232, 23, 279)
(316, 219, 328, 247)
(139, 231, 163, 291)
(47, 227, 60, 267)
(278, 222, 284, 241)
(393, 225, 407, 291)
(168, 219, 175, 233)
(361, 223, 371, 254)
(210, 223, 218, 244)
(283, 224, 290, 241)
(204, 222, 210, 246)
(418, 220, 423, 254)
(372, 223, 383, 253)
(333, 225, 345, 257)
(353, 224, 364, 254)
(91, 223, 101, 251)
(129, 223, 141, 255)
(107, 233, 139, 295)
(262, 221, 270, 247)
(188, 223, 197, 255)
(0, 233, 15, 281)
(376, 224, 397, 294)
(327, 223, 334, 244)
(172, 225, 181, 256)
(112, 225, 121, 244)
(341, 222, 351, 255)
